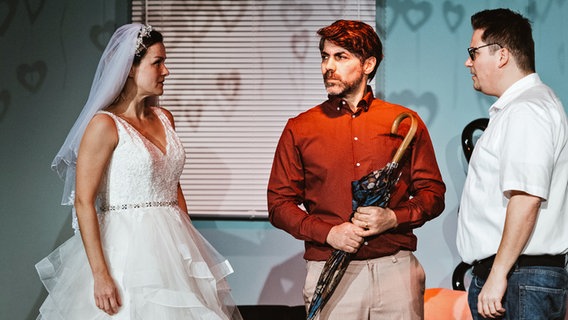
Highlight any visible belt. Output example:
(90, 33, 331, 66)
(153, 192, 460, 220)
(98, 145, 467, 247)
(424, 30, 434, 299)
(472, 254, 567, 280)
(100, 200, 179, 212)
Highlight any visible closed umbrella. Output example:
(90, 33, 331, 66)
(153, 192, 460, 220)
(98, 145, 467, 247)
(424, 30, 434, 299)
(307, 112, 418, 320)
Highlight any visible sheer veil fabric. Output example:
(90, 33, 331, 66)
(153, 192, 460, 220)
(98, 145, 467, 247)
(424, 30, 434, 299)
(51, 23, 143, 230)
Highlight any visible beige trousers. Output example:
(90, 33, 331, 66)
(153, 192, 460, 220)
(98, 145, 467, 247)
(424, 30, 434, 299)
(304, 250, 425, 320)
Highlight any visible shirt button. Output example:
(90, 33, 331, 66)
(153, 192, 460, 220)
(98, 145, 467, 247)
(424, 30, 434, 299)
(356, 163, 361, 167)
(364, 241, 368, 245)
(354, 137, 358, 141)
(352, 114, 356, 118)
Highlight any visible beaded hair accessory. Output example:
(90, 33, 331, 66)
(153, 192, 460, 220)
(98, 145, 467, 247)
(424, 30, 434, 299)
(135, 24, 153, 56)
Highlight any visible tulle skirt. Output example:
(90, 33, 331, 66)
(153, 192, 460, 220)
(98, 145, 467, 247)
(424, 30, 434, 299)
(35, 207, 242, 319)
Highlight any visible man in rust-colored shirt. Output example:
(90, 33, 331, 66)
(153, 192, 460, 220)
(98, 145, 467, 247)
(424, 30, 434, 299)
(267, 20, 445, 319)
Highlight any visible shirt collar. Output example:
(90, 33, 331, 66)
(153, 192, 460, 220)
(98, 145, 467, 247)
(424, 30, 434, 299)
(327, 86, 374, 113)
(489, 73, 541, 116)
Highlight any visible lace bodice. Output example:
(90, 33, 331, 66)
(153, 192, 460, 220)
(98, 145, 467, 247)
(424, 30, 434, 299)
(97, 108, 186, 210)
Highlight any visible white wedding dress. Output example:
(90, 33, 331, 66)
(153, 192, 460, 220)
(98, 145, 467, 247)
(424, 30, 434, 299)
(36, 108, 241, 319)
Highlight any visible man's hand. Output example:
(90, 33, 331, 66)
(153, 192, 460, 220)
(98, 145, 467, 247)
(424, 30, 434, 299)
(474, 191, 541, 318)
(477, 272, 507, 318)
(326, 222, 365, 253)
(352, 206, 398, 237)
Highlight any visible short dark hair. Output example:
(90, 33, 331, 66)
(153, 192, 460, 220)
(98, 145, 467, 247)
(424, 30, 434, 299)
(317, 20, 383, 81)
(471, 8, 535, 72)
(133, 29, 163, 65)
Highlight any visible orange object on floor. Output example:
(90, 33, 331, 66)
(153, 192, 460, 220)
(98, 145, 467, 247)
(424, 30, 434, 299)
(424, 288, 472, 320)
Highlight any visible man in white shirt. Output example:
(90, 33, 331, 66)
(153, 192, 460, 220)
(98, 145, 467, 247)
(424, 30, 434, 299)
(457, 8, 568, 320)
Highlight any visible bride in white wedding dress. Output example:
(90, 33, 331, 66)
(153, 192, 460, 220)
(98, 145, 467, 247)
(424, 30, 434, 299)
(35, 23, 242, 319)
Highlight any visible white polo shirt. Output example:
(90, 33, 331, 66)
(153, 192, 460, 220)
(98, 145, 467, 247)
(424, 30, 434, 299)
(457, 73, 568, 264)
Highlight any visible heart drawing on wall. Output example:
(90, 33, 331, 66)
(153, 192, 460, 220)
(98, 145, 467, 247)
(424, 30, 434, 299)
(177, 1, 212, 43)
(0, 0, 17, 36)
(442, 1, 464, 32)
(281, 0, 312, 28)
(217, 70, 241, 101)
(216, 70, 241, 117)
(388, 0, 432, 32)
(174, 99, 203, 131)
(216, 0, 248, 32)
(24, 0, 45, 24)
(388, 90, 438, 127)
(291, 30, 310, 62)
(401, 0, 432, 32)
(526, 0, 555, 22)
(17, 61, 47, 93)
(90, 21, 115, 51)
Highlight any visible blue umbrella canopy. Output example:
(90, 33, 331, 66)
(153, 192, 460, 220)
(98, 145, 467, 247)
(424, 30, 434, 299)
(307, 112, 418, 320)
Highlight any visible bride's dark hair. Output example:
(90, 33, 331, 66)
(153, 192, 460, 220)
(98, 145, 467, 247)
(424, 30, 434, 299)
(133, 29, 163, 65)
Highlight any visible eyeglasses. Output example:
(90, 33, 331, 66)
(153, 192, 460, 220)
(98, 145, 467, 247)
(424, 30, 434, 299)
(467, 43, 502, 61)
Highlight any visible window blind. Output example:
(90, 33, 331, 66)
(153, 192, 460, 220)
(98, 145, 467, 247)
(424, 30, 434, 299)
(132, 0, 379, 219)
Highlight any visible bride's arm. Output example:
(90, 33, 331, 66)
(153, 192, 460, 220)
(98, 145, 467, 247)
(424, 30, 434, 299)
(75, 113, 121, 315)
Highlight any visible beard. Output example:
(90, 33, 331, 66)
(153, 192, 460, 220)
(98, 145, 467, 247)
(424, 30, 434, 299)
(323, 71, 365, 98)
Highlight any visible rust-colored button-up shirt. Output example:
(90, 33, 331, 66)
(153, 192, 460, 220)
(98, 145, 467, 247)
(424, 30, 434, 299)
(267, 88, 446, 261)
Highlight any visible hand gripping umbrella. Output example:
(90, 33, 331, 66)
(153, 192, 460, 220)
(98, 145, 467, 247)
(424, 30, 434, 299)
(306, 112, 418, 320)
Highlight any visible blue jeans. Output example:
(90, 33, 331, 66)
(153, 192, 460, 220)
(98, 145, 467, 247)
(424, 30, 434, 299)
(468, 266, 568, 319)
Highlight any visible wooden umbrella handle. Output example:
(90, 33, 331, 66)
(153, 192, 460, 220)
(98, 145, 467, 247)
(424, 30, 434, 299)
(390, 112, 418, 164)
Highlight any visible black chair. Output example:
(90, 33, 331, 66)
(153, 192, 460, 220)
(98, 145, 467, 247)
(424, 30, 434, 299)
(452, 261, 472, 291)
(238, 305, 306, 320)
(461, 118, 489, 163)
(452, 118, 488, 292)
